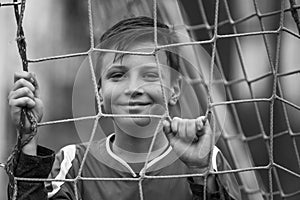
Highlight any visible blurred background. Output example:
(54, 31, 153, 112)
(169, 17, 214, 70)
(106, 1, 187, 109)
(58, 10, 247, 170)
(1, 0, 300, 199)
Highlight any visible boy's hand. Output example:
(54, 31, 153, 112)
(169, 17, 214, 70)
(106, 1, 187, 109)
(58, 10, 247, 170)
(163, 116, 213, 170)
(8, 72, 43, 137)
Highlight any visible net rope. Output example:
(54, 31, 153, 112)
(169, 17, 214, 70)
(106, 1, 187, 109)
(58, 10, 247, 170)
(1, 0, 300, 199)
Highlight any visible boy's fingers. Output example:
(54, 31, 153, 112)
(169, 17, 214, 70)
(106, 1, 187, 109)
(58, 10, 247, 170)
(12, 78, 36, 93)
(12, 71, 40, 98)
(185, 119, 197, 142)
(31, 72, 40, 98)
(9, 87, 35, 100)
(178, 119, 187, 139)
(196, 117, 204, 130)
(163, 119, 175, 143)
(9, 97, 36, 109)
(162, 119, 171, 134)
(195, 116, 206, 137)
(14, 71, 37, 88)
(171, 117, 180, 134)
(14, 71, 32, 82)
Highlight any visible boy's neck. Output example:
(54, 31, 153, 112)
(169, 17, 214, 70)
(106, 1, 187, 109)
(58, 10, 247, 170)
(112, 127, 169, 163)
(112, 138, 169, 164)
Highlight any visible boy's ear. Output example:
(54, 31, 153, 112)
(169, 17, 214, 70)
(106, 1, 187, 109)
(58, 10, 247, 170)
(98, 88, 104, 102)
(169, 76, 182, 106)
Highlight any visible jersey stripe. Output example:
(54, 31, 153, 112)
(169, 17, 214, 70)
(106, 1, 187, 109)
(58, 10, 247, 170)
(145, 146, 172, 170)
(106, 134, 137, 177)
(212, 146, 220, 171)
(106, 134, 174, 177)
(48, 144, 76, 198)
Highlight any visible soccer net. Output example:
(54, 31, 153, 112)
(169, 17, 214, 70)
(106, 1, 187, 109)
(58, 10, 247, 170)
(1, 0, 300, 200)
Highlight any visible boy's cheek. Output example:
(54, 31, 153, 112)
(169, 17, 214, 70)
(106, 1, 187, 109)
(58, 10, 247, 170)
(149, 104, 167, 115)
(101, 98, 113, 114)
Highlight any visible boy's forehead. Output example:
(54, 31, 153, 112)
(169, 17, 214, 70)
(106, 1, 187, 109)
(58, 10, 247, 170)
(100, 42, 168, 72)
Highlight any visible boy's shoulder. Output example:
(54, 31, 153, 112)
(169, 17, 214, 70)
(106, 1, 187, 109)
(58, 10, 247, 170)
(56, 136, 107, 161)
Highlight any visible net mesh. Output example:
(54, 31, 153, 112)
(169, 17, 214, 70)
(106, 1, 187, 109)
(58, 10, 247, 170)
(1, 0, 300, 200)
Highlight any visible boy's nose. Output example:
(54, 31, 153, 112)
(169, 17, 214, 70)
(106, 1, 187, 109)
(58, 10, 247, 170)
(124, 78, 144, 96)
(124, 88, 144, 97)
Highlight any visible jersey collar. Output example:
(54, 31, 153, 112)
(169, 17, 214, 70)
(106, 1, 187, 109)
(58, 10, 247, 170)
(106, 133, 173, 177)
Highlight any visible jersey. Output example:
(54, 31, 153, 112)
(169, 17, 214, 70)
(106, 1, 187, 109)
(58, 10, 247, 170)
(10, 133, 241, 200)
(47, 133, 193, 200)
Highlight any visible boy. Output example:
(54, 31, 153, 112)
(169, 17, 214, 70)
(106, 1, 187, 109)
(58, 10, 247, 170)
(8, 16, 241, 199)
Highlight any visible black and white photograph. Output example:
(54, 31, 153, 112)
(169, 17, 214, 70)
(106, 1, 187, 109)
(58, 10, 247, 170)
(0, 0, 300, 199)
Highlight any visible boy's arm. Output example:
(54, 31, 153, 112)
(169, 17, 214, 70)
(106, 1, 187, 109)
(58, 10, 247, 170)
(188, 147, 241, 200)
(7, 146, 55, 200)
(7, 71, 45, 199)
(8, 71, 44, 156)
(8, 145, 81, 200)
(163, 117, 241, 199)
(188, 176, 237, 200)
(8, 72, 59, 200)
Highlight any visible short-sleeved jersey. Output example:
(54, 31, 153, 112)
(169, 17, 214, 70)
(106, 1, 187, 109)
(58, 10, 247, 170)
(46, 133, 241, 200)
(47, 134, 193, 200)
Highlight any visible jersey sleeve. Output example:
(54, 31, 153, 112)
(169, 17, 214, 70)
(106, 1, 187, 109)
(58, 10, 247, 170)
(213, 147, 241, 200)
(8, 145, 55, 200)
(8, 145, 81, 200)
(189, 147, 242, 200)
(46, 144, 81, 200)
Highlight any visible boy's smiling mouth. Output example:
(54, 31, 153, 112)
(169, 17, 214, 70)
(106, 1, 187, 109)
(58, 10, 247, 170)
(117, 101, 153, 114)
(128, 101, 151, 106)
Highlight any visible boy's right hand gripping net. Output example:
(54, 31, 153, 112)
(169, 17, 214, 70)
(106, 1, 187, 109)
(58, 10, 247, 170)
(4, 0, 38, 199)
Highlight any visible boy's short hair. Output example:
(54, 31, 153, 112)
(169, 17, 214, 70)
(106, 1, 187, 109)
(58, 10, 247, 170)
(96, 16, 181, 87)
(99, 16, 169, 43)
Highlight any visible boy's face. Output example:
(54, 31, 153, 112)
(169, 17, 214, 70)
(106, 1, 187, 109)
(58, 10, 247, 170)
(99, 42, 180, 136)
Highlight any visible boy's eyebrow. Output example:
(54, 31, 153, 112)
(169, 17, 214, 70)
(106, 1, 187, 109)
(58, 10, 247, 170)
(105, 63, 162, 71)
(104, 64, 127, 73)
(140, 63, 160, 68)
(138, 64, 170, 71)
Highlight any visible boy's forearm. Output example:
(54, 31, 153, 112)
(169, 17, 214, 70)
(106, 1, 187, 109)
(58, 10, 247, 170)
(188, 167, 217, 192)
(191, 175, 218, 192)
(21, 133, 38, 156)
(188, 167, 237, 200)
(8, 180, 49, 200)
(8, 146, 55, 200)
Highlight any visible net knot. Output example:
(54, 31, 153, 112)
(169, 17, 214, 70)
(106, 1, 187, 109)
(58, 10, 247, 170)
(16, 35, 25, 42)
(139, 168, 147, 179)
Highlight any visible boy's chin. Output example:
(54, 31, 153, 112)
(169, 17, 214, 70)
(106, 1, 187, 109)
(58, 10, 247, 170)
(114, 117, 161, 138)
(127, 117, 161, 128)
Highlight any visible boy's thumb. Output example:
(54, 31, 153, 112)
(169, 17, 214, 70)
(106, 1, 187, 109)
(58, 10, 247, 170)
(163, 119, 175, 142)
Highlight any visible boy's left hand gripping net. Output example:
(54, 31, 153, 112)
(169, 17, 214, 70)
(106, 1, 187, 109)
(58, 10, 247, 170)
(5, 0, 38, 199)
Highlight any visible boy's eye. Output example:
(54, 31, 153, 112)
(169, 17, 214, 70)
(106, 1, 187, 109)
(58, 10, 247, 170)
(143, 72, 159, 81)
(108, 72, 125, 81)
